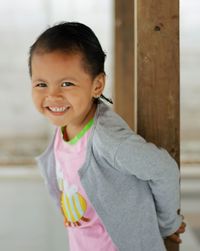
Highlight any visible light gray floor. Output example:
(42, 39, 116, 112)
(0, 168, 68, 251)
(180, 166, 200, 250)
(0, 166, 199, 251)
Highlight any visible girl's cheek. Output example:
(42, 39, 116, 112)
(32, 94, 41, 109)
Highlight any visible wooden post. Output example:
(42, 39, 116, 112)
(137, 0, 180, 164)
(115, 1, 180, 251)
(114, 0, 135, 130)
(137, 0, 180, 251)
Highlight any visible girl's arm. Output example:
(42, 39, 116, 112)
(114, 135, 182, 237)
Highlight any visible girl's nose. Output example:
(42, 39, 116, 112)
(47, 86, 63, 100)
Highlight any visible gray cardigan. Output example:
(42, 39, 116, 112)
(36, 100, 182, 251)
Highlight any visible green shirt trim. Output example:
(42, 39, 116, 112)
(61, 119, 94, 145)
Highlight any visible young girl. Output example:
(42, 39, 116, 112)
(29, 22, 185, 251)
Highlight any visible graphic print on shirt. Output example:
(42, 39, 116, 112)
(56, 161, 90, 227)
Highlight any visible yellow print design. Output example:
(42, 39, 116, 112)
(60, 180, 90, 227)
(56, 160, 90, 227)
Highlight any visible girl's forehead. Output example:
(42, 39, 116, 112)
(31, 51, 93, 81)
(32, 50, 93, 78)
(32, 51, 81, 70)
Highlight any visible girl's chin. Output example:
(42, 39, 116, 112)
(48, 118, 67, 127)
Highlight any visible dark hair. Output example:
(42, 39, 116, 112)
(28, 22, 106, 78)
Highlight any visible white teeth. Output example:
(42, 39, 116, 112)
(49, 106, 68, 112)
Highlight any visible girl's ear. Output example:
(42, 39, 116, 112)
(92, 73, 105, 98)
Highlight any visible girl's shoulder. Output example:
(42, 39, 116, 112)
(92, 101, 142, 158)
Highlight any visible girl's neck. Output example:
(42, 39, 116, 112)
(65, 102, 97, 141)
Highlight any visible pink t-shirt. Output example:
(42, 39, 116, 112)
(54, 119, 118, 251)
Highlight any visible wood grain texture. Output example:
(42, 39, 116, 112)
(137, 0, 180, 164)
(114, 0, 135, 129)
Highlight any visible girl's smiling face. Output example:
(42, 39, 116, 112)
(31, 51, 105, 131)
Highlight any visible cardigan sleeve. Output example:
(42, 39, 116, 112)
(114, 136, 182, 237)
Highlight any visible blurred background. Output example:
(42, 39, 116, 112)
(0, 0, 199, 250)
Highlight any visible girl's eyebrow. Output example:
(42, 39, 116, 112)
(32, 78, 48, 83)
(58, 76, 78, 82)
(32, 77, 78, 83)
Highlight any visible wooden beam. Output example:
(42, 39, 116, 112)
(114, 0, 135, 130)
(137, 0, 179, 164)
(137, 1, 180, 251)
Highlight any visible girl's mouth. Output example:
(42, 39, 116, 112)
(46, 106, 70, 115)
(49, 106, 68, 112)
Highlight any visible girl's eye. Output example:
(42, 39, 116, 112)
(35, 83, 47, 88)
(62, 82, 74, 87)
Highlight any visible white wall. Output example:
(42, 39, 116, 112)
(0, 0, 114, 139)
(180, 0, 200, 141)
